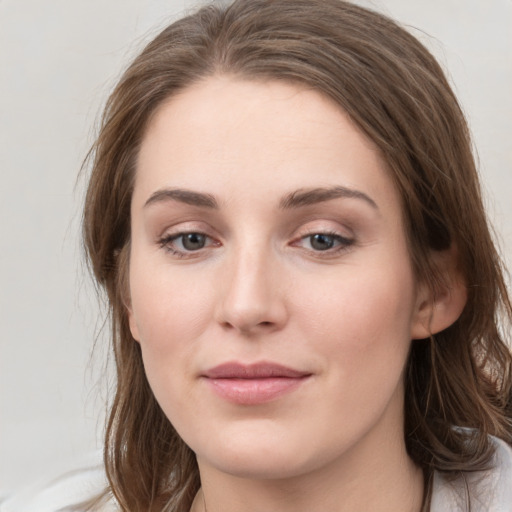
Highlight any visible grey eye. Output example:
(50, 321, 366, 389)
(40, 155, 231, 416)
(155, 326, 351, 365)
(181, 233, 207, 251)
(309, 234, 336, 251)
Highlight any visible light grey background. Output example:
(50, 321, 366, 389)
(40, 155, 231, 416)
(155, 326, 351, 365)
(1, 0, 511, 497)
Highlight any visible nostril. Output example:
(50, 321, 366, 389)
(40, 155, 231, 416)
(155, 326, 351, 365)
(221, 319, 275, 333)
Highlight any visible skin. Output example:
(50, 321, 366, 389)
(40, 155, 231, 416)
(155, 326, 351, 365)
(128, 76, 433, 511)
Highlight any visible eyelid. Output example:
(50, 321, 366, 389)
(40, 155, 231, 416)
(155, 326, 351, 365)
(159, 231, 214, 246)
(292, 219, 354, 240)
(154, 217, 224, 244)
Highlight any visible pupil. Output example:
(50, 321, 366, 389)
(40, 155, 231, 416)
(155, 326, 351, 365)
(183, 233, 205, 250)
(311, 234, 334, 250)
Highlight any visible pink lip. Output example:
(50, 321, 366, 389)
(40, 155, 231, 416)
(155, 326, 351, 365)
(202, 362, 312, 405)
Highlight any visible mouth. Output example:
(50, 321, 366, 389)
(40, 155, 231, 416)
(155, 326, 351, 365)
(201, 362, 312, 405)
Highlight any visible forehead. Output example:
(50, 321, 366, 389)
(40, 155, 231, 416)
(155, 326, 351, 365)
(134, 76, 400, 214)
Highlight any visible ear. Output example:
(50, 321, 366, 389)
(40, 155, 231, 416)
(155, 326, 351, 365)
(116, 243, 141, 343)
(410, 246, 467, 340)
(127, 305, 141, 343)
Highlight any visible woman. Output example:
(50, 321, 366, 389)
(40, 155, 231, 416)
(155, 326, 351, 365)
(40, 0, 512, 510)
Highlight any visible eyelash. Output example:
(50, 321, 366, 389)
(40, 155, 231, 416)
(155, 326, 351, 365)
(292, 230, 355, 255)
(158, 232, 215, 258)
(157, 230, 355, 258)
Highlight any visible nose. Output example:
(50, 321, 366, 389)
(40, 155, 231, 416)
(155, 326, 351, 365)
(215, 246, 288, 335)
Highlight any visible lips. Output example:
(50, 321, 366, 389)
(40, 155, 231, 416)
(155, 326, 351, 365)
(201, 362, 312, 405)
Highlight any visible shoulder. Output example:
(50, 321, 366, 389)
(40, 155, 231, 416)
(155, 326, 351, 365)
(1, 454, 116, 512)
(431, 435, 512, 512)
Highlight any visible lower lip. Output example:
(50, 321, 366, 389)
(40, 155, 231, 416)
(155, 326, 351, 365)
(204, 377, 309, 405)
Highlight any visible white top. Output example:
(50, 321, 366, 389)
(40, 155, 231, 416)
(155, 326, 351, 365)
(430, 436, 512, 511)
(2, 437, 512, 511)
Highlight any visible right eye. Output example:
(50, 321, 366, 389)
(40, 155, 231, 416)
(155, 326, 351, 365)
(158, 232, 216, 256)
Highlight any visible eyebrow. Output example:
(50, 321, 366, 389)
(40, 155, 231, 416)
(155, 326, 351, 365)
(279, 186, 378, 210)
(144, 188, 219, 209)
(143, 185, 378, 211)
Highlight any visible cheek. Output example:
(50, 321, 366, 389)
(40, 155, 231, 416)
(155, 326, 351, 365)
(129, 258, 212, 348)
(127, 254, 216, 414)
(128, 273, 209, 430)
(295, 261, 417, 382)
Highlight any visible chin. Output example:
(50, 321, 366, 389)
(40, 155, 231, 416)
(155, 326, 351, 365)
(191, 422, 330, 480)
(202, 449, 311, 480)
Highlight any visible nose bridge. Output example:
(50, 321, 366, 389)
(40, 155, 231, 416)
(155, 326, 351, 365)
(217, 237, 286, 333)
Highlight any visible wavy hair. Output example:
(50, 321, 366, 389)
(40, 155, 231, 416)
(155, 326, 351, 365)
(82, 0, 512, 510)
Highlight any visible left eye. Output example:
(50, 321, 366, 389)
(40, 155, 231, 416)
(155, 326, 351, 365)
(300, 233, 353, 251)
(178, 233, 208, 250)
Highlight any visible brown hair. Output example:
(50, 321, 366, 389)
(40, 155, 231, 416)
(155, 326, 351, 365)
(82, 0, 512, 510)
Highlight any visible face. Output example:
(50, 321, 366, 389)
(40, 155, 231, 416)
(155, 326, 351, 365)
(128, 77, 426, 480)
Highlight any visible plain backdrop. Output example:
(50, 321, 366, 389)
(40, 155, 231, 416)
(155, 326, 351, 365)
(1, 0, 511, 498)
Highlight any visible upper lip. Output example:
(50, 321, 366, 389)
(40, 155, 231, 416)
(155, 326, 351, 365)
(203, 362, 311, 379)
